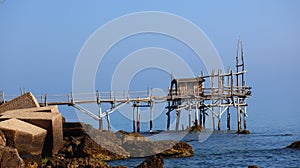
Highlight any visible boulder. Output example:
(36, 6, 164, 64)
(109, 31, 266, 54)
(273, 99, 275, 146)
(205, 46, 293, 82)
(161, 142, 194, 158)
(59, 134, 129, 161)
(122, 140, 158, 157)
(0, 145, 25, 168)
(0, 106, 63, 156)
(47, 157, 111, 168)
(287, 141, 300, 149)
(189, 125, 204, 132)
(237, 130, 251, 134)
(0, 92, 39, 113)
(0, 118, 47, 156)
(0, 130, 6, 146)
(135, 155, 164, 168)
(116, 131, 150, 144)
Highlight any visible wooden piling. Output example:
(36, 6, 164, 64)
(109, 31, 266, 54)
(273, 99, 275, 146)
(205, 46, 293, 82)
(243, 106, 247, 130)
(137, 102, 141, 133)
(227, 107, 230, 130)
(133, 105, 136, 132)
(188, 104, 192, 128)
(195, 102, 199, 126)
(237, 98, 241, 132)
(166, 111, 171, 131)
(149, 102, 153, 132)
(98, 104, 103, 131)
(175, 109, 181, 131)
(107, 112, 111, 131)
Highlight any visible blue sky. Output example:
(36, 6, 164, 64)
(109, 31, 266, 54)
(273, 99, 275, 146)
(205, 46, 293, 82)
(0, 1, 299, 131)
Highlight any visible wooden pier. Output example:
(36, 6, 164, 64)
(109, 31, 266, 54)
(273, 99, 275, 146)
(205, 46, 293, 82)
(1, 40, 251, 133)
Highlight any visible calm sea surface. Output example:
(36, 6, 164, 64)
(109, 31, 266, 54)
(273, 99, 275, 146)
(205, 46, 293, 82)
(108, 127, 300, 168)
(62, 108, 300, 167)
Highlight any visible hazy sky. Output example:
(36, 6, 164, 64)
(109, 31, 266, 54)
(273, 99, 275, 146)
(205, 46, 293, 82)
(1, 1, 299, 130)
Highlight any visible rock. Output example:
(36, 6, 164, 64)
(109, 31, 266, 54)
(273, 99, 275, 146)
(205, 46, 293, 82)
(26, 162, 38, 168)
(287, 141, 300, 149)
(0, 92, 40, 114)
(135, 155, 164, 168)
(63, 122, 88, 137)
(237, 130, 250, 134)
(122, 140, 158, 157)
(0, 130, 6, 146)
(161, 142, 194, 158)
(59, 134, 129, 160)
(59, 123, 194, 160)
(23, 154, 43, 168)
(116, 131, 150, 144)
(0, 118, 47, 156)
(0, 145, 25, 168)
(0, 106, 64, 156)
(248, 165, 260, 168)
(60, 123, 130, 160)
(189, 125, 204, 132)
(46, 157, 110, 168)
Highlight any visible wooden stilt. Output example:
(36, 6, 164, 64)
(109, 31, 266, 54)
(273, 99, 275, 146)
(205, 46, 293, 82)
(133, 105, 136, 132)
(167, 110, 171, 131)
(150, 102, 153, 133)
(137, 102, 141, 133)
(106, 112, 111, 131)
(199, 110, 202, 128)
(175, 109, 181, 131)
(237, 98, 241, 132)
(188, 104, 192, 128)
(203, 109, 206, 129)
(98, 105, 103, 131)
(195, 102, 199, 126)
(99, 117, 103, 131)
(227, 106, 230, 130)
(243, 105, 247, 130)
(218, 100, 222, 131)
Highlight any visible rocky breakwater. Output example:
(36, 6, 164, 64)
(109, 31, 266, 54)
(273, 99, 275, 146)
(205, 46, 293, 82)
(47, 122, 194, 167)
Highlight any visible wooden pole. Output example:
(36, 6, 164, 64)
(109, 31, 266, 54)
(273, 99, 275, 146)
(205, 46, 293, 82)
(133, 105, 136, 132)
(137, 102, 141, 133)
(195, 102, 199, 126)
(212, 110, 215, 131)
(243, 105, 247, 130)
(188, 103, 192, 128)
(218, 100, 221, 131)
(203, 108, 206, 129)
(217, 70, 222, 131)
(231, 70, 234, 96)
(241, 40, 246, 91)
(98, 104, 103, 131)
(227, 106, 230, 130)
(167, 100, 171, 131)
(175, 109, 181, 131)
(167, 110, 171, 131)
(107, 111, 111, 131)
(236, 40, 240, 93)
(237, 98, 241, 132)
(150, 102, 153, 133)
(211, 70, 215, 131)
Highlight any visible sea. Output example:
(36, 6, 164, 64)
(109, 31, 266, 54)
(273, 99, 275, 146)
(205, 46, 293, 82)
(107, 125, 300, 168)
(61, 108, 300, 168)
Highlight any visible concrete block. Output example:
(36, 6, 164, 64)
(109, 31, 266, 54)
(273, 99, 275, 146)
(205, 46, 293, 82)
(0, 106, 63, 156)
(0, 118, 47, 156)
(0, 92, 40, 113)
